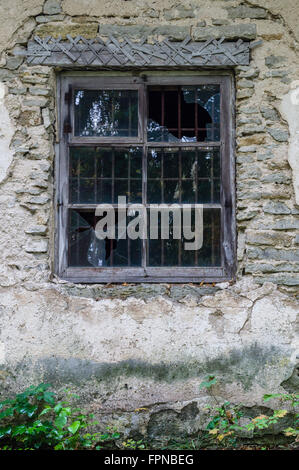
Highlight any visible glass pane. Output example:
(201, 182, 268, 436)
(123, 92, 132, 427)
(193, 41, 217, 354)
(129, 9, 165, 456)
(130, 180, 142, 203)
(163, 151, 179, 178)
(181, 180, 196, 203)
(197, 180, 212, 204)
(74, 89, 138, 137)
(147, 180, 162, 203)
(163, 180, 180, 203)
(147, 208, 221, 267)
(69, 147, 142, 204)
(147, 147, 220, 204)
(148, 149, 162, 179)
(147, 85, 220, 142)
(115, 149, 129, 177)
(97, 179, 112, 203)
(68, 209, 142, 267)
(181, 149, 196, 179)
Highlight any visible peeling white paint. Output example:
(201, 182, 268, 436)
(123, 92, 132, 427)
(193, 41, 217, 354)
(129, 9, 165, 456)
(0, 82, 14, 183)
(280, 81, 299, 205)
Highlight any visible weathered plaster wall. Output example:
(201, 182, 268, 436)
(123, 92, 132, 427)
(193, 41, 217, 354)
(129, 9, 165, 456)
(0, 0, 298, 439)
(0, 83, 15, 183)
(280, 82, 299, 205)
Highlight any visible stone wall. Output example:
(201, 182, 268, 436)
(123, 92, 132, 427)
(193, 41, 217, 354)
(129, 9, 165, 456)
(0, 0, 298, 440)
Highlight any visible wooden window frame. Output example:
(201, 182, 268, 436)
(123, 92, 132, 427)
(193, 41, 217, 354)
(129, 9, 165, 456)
(55, 72, 236, 283)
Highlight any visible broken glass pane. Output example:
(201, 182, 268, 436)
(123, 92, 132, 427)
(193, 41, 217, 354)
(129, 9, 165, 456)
(147, 85, 220, 142)
(68, 210, 142, 267)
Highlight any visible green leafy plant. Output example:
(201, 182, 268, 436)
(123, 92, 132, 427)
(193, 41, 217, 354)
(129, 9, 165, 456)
(200, 376, 299, 448)
(200, 375, 243, 446)
(121, 438, 146, 450)
(253, 392, 299, 440)
(245, 409, 288, 432)
(205, 401, 244, 446)
(0, 383, 120, 450)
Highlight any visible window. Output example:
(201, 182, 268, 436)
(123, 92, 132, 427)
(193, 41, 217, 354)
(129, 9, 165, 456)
(57, 73, 235, 283)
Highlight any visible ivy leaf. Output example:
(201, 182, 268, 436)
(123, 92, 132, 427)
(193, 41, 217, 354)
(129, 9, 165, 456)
(68, 421, 80, 435)
(39, 406, 52, 417)
(0, 426, 12, 438)
(43, 391, 55, 405)
(55, 413, 67, 429)
(199, 375, 217, 390)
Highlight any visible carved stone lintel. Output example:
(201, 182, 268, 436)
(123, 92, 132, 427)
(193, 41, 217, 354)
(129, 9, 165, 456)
(26, 35, 251, 67)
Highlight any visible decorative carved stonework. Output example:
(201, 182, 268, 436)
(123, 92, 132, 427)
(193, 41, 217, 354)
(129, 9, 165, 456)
(26, 35, 252, 67)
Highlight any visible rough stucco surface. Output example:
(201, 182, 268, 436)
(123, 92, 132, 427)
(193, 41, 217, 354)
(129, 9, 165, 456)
(245, 0, 299, 42)
(0, 1, 44, 51)
(280, 82, 299, 205)
(0, 0, 298, 439)
(0, 83, 14, 182)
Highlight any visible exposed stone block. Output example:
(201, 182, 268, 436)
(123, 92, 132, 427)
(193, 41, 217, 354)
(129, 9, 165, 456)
(254, 274, 299, 286)
(246, 262, 299, 273)
(267, 128, 289, 142)
(212, 19, 229, 25)
(99, 24, 190, 41)
(239, 125, 265, 136)
(43, 0, 61, 15)
(261, 107, 280, 121)
(237, 67, 259, 79)
(237, 79, 255, 88)
(261, 173, 291, 184)
(238, 165, 262, 179)
(25, 225, 47, 235)
(8, 87, 27, 95)
(265, 55, 286, 68)
(28, 196, 50, 205)
(237, 117, 262, 125)
(236, 154, 254, 164)
(0, 69, 15, 81)
(238, 135, 265, 146)
(23, 97, 49, 107)
(263, 201, 291, 214)
(239, 106, 260, 114)
(247, 247, 299, 262)
(29, 87, 51, 96)
(257, 219, 299, 231)
(238, 145, 257, 153)
(237, 210, 259, 221)
(193, 24, 257, 41)
(36, 22, 98, 39)
(5, 56, 24, 70)
(237, 89, 254, 99)
(246, 230, 293, 247)
(237, 191, 261, 200)
(36, 14, 64, 23)
(227, 6, 267, 20)
(25, 240, 48, 253)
